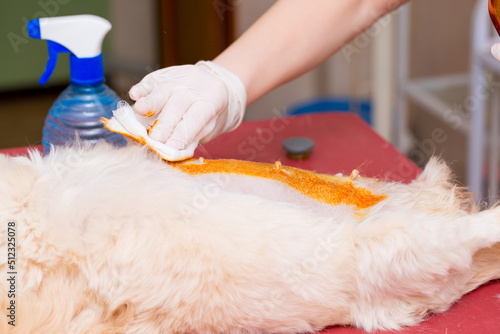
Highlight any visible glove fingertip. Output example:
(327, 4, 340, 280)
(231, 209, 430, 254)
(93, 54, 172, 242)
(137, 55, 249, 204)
(129, 85, 149, 100)
(148, 126, 166, 143)
(492, 44, 500, 62)
(133, 99, 155, 116)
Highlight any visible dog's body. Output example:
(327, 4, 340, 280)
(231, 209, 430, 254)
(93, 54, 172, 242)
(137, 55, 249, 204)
(1, 144, 500, 333)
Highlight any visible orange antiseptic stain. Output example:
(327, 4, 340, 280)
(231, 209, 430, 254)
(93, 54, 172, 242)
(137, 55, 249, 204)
(147, 119, 159, 135)
(101, 118, 386, 208)
(101, 117, 147, 146)
(171, 159, 387, 210)
(101, 117, 181, 159)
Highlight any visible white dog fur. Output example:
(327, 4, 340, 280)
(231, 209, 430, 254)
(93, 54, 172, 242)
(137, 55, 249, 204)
(1, 143, 500, 333)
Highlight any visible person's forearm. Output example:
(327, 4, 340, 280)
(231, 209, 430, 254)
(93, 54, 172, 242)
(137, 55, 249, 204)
(213, 0, 409, 105)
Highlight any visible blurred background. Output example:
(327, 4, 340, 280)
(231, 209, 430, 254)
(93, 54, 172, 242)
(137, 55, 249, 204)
(0, 0, 494, 194)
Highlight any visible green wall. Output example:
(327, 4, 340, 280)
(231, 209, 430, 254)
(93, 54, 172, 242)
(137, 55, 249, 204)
(0, 0, 111, 91)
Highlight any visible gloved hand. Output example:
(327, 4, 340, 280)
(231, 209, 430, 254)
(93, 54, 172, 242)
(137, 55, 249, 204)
(129, 61, 247, 156)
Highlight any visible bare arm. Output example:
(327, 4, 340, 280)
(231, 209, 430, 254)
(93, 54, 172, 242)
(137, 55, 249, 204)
(213, 0, 409, 105)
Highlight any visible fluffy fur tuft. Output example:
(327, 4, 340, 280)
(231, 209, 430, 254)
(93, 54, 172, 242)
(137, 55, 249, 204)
(1, 143, 500, 333)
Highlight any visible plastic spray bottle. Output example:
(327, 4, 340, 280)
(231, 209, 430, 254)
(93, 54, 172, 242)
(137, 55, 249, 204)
(27, 15, 126, 154)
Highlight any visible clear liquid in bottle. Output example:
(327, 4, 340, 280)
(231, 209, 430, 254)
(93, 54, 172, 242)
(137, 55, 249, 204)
(42, 82, 126, 154)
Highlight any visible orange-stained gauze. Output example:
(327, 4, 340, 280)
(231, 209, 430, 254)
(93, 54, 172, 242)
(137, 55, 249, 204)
(172, 159, 387, 210)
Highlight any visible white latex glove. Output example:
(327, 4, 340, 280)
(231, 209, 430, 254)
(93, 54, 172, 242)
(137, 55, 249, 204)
(128, 61, 247, 154)
(492, 43, 500, 62)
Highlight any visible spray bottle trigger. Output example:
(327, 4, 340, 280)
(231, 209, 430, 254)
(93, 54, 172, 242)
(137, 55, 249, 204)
(39, 40, 71, 85)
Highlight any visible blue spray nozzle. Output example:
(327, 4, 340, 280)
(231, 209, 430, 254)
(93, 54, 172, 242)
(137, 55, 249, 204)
(27, 18, 72, 85)
(27, 18, 41, 39)
(39, 40, 71, 85)
(27, 15, 111, 86)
